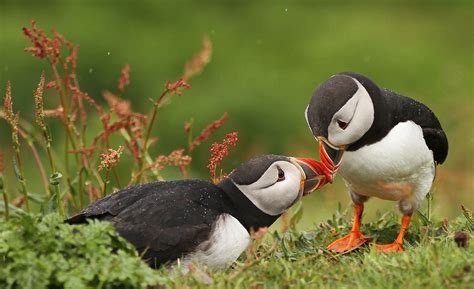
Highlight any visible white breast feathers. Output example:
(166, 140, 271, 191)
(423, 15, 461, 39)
(183, 214, 250, 270)
(339, 121, 435, 207)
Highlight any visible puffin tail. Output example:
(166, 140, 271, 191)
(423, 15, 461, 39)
(65, 213, 87, 224)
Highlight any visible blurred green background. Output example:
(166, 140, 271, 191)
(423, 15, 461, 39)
(1, 0, 472, 229)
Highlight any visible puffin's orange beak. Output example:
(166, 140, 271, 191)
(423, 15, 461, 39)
(318, 140, 345, 182)
(293, 157, 331, 195)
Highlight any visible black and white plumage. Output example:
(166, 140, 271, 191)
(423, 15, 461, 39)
(305, 72, 448, 252)
(67, 155, 326, 269)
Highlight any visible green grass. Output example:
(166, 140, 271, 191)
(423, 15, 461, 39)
(2, 206, 472, 289)
(153, 207, 473, 289)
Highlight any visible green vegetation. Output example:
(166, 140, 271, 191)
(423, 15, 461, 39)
(0, 214, 160, 289)
(1, 207, 472, 288)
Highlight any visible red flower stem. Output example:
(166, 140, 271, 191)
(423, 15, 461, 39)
(135, 88, 169, 183)
(18, 128, 50, 197)
(50, 62, 78, 199)
(50, 63, 76, 149)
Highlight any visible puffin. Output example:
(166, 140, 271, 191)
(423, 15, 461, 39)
(305, 72, 448, 252)
(67, 155, 329, 269)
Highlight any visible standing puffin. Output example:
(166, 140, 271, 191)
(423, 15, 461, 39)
(67, 155, 328, 269)
(305, 72, 448, 252)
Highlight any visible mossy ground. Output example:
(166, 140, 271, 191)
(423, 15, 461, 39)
(4, 205, 471, 289)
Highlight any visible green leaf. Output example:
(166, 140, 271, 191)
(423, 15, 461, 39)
(27, 192, 44, 203)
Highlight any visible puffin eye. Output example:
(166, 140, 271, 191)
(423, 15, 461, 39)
(277, 166, 285, 182)
(337, 119, 349, 130)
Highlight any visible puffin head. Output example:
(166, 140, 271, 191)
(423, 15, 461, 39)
(305, 72, 380, 177)
(223, 155, 328, 216)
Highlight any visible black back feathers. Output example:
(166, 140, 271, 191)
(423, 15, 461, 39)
(381, 88, 448, 164)
(67, 176, 283, 268)
(67, 180, 232, 267)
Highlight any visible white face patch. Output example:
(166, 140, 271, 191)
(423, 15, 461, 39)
(328, 78, 374, 146)
(233, 161, 302, 216)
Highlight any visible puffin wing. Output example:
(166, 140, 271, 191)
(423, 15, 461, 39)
(66, 182, 156, 223)
(421, 127, 448, 164)
(382, 89, 448, 164)
(67, 180, 229, 267)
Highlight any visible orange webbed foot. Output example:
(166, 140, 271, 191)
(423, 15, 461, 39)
(327, 231, 371, 253)
(375, 215, 411, 253)
(375, 242, 404, 252)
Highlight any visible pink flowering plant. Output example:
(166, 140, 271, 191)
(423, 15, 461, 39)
(0, 21, 232, 219)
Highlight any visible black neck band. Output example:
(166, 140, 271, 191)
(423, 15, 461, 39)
(218, 178, 280, 232)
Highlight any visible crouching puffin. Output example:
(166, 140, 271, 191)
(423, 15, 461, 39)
(67, 155, 329, 269)
(305, 72, 448, 252)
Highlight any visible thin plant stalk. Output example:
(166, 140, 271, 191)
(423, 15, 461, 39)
(50, 63, 79, 200)
(13, 140, 30, 212)
(1, 188, 8, 221)
(4, 82, 30, 212)
(135, 91, 168, 183)
(50, 63, 76, 149)
(105, 139, 122, 188)
(66, 57, 90, 209)
(34, 71, 65, 217)
(0, 155, 8, 220)
(21, 130, 50, 196)
(92, 167, 105, 193)
(103, 169, 110, 196)
(111, 167, 121, 188)
(98, 146, 123, 196)
(73, 75, 87, 209)
(135, 81, 188, 183)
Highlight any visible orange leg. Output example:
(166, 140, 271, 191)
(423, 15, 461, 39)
(327, 203, 371, 253)
(376, 214, 411, 252)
